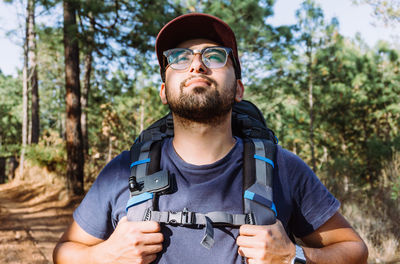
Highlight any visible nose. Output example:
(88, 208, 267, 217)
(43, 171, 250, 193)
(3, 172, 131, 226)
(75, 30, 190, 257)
(189, 53, 207, 74)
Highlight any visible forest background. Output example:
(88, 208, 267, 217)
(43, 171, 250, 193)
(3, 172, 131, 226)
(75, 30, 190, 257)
(0, 0, 399, 263)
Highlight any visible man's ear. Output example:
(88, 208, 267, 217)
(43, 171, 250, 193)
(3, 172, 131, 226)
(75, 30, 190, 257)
(235, 79, 244, 102)
(160, 83, 168, 105)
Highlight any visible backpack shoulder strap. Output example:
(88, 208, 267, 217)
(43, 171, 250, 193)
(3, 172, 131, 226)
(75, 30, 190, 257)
(243, 138, 277, 225)
(126, 139, 169, 221)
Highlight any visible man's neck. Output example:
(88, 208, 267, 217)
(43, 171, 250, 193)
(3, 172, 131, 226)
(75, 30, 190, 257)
(172, 112, 236, 166)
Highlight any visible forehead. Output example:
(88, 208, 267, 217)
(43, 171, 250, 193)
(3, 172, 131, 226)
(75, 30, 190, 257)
(176, 38, 220, 49)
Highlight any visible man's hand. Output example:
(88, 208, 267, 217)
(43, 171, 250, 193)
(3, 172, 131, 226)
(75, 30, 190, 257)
(93, 216, 164, 264)
(236, 220, 295, 264)
(53, 217, 164, 264)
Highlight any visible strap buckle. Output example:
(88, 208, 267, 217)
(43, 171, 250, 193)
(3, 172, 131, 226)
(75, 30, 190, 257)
(167, 208, 194, 225)
(245, 213, 255, 225)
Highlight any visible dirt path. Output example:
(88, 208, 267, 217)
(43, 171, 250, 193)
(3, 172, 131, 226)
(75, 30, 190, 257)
(0, 181, 81, 264)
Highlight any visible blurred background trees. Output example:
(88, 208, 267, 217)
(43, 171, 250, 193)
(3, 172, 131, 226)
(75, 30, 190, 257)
(0, 0, 398, 196)
(0, 0, 398, 194)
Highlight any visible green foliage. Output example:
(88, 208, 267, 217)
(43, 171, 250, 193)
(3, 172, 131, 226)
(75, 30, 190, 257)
(24, 131, 67, 174)
(36, 26, 66, 135)
(76, 0, 181, 73)
(86, 67, 168, 161)
(392, 178, 400, 200)
(243, 0, 400, 189)
(315, 40, 400, 184)
(0, 71, 22, 157)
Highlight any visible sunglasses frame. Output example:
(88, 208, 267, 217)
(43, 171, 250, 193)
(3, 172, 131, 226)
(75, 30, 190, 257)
(163, 46, 237, 70)
(161, 46, 241, 81)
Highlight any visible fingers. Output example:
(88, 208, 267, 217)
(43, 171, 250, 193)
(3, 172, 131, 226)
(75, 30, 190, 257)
(142, 254, 158, 264)
(118, 217, 161, 233)
(236, 233, 260, 248)
(238, 246, 263, 259)
(239, 221, 285, 242)
(142, 243, 163, 254)
(239, 224, 274, 236)
(237, 222, 296, 263)
(139, 232, 164, 245)
(137, 221, 161, 233)
(246, 258, 257, 264)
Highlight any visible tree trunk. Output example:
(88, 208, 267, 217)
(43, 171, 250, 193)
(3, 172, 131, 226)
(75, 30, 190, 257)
(107, 136, 113, 163)
(0, 157, 6, 184)
(81, 46, 93, 159)
(19, 13, 30, 180)
(307, 47, 316, 172)
(7, 156, 18, 181)
(0, 157, 7, 184)
(81, 16, 94, 159)
(28, 0, 40, 144)
(140, 98, 144, 132)
(63, 0, 84, 195)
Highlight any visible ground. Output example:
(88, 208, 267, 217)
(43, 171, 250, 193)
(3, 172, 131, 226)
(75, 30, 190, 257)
(0, 180, 82, 264)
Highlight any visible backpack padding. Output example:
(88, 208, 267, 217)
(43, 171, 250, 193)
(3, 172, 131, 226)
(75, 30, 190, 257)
(148, 140, 162, 175)
(243, 139, 256, 191)
(138, 114, 174, 142)
(232, 101, 277, 143)
(243, 138, 277, 226)
(129, 141, 145, 190)
(262, 140, 276, 189)
(137, 100, 276, 143)
(232, 100, 266, 127)
(130, 141, 144, 165)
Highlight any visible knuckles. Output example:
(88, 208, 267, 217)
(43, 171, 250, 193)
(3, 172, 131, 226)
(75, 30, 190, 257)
(133, 259, 147, 264)
(130, 235, 142, 247)
(147, 221, 161, 232)
(131, 247, 145, 257)
(259, 239, 269, 250)
(155, 233, 164, 243)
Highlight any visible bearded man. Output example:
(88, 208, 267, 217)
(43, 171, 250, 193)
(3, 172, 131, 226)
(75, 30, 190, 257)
(53, 13, 368, 264)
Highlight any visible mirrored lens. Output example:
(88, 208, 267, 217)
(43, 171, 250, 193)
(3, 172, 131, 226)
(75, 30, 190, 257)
(202, 48, 228, 68)
(166, 49, 192, 70)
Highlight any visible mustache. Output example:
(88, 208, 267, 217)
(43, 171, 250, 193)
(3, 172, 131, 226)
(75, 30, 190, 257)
(180, 75, 217, 91)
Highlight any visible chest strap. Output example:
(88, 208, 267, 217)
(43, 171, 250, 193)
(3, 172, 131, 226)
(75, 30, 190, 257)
(142, 208, 253, 249)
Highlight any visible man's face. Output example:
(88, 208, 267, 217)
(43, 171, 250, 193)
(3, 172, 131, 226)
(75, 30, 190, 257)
(160, 38, 242, 125)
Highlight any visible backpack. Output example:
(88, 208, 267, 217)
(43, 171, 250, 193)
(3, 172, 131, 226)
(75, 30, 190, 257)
(125, 100, 278, 249)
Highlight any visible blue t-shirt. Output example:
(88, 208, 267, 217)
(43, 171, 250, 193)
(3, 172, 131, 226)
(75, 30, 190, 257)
(73, 138, 340, 263)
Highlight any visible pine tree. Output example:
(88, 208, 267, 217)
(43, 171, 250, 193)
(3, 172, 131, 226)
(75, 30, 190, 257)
(63, 0, 84, 195)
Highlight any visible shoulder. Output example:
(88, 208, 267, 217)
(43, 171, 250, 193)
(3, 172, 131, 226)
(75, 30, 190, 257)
(73, 151, 131, 239)
(96, 151, 131, 183)
(276, 146, 309, 170)
(83, 150, 131, 202)
(275, 146, 340, 237)
(275, 146, 317, 185)
(275, 145, 325, 193)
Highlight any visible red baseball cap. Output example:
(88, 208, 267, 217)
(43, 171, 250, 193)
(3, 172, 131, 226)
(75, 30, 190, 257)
(155, 13, 241, 81)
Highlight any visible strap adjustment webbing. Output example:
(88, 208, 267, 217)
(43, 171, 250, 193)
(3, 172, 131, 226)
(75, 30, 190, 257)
(143, 208, 254, 249)
(144, 209, 252, 226)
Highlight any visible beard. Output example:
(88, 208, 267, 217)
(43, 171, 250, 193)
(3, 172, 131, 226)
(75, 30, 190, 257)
(165, 75, 237, 126)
